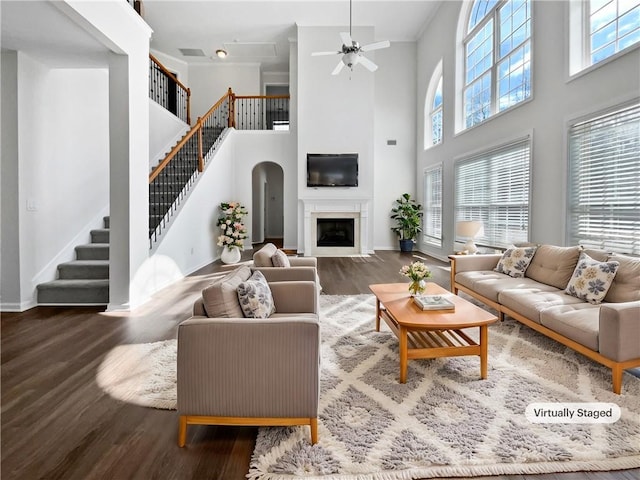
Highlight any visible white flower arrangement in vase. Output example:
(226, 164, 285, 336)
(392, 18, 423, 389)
(216, 201, 248, 250)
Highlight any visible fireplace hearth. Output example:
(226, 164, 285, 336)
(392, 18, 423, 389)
(316, 218, 355, 247)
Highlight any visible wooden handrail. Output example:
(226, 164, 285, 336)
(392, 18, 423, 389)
(149, 126, 199, 183)
(149, 88, 291, 183)
(149, 54, 190, 93)
(149, 89, 234, 183)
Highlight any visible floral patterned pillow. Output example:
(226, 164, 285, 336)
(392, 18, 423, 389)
(494, 246, 538, 278)
(237, 271, 276, 318)
(565, 252, 620, 304)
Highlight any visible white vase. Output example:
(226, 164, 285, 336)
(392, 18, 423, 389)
(221, 246, 241, 264)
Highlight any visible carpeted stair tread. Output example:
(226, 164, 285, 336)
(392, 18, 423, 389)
(90, 229, 110, 244)
(37, 279, 109, 304)
(75, 243, 109, 260)
(58, 260, 109, 279)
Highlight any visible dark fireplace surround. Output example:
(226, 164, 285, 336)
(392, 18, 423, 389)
(316, 218, 355, 247)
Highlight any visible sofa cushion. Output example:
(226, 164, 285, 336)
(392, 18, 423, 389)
(271, 249, 291, 267)
(253, 243, 278, 267)
(565, 252, 619, 304)
(456, 271, 554, 303)
(540, 304, 601, 351)
(201, 266, 252, 318)
(582, 249, 610, 262)
(494, 246, 537, 278)
(604, 254, 640, 303)
(525, 245, 581, 289)
(237, 270, 276, 318)
(498, 289, 584, 324)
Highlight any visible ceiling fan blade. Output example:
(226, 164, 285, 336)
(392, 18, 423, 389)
(358, 55, 378, 72)
(360, 40, 390, 52)
(311, 51, 341, 56)
(332, 60, 345, 75)
(340, 31, 353, 47)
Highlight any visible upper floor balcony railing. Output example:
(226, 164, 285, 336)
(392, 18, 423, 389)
(149, 54, 191, 124)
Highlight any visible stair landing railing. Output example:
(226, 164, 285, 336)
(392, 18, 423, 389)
(149, 54, 191, 124)
(148, 88, 290, 245)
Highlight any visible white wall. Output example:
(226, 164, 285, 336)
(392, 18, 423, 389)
(373, 42, 417, 250)
(149, 98, 189, 169)
(296, 26, 376, 252)
(150, 130, 293, 287)
(188, 64, 261, 120)
(8, 53, 110, 310)
(234, 131, 296, 246)
(148, 133, 236, 294)
(61, 0, 152, 310)
(1, 51, 21, 309)
(416, 0, 640, 260)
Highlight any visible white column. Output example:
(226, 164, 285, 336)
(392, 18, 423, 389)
(108, 50, 150, 311)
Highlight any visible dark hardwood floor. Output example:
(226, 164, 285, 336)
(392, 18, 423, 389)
(2, 250, 638, 480)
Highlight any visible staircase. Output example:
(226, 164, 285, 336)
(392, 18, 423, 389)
(36, 216, 110, 306)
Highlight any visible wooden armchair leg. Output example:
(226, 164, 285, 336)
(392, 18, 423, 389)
(178, 415, 188, 447)
(310, 418, 318, 445)
(612, 365, 623, 394)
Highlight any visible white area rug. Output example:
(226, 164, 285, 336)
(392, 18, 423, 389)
(96, 294, 640, 479)
(96, 339, 177, 410)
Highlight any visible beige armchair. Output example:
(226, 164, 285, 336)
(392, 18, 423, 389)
(252, 243, 321, 292)
(177, 266, 320, 447)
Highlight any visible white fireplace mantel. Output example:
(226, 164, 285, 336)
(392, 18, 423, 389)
(302, 199, 370, 256)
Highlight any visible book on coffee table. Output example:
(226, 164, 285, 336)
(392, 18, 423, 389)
(413, 294, 455, 311)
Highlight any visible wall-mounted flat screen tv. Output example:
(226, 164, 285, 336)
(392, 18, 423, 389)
(306, 153, 358, 187)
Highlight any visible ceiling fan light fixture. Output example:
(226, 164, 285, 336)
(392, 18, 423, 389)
(342, 52, 358, 69)
(215, 49, 228, 59)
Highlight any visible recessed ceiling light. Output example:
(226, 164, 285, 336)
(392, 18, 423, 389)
(215, 49, 228, 59)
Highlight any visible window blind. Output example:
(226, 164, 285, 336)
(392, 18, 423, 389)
(455, 138, 530, 248)
(423, 164, 443, 246)
(568, 102, 640, 255)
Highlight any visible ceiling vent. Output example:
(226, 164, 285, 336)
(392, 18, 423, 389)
(178, 48, 206, 57)
(223, 42, 277, 58)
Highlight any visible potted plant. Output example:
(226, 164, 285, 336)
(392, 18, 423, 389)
(390, 193, 423, 252)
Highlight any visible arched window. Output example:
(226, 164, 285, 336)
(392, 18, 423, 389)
(570, 0, 640, 75)
(461, 0, 531, 129)
(424, 60, 443, 149)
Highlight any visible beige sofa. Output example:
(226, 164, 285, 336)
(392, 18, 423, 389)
(449, 245, 640, 394)
(177, 265, 320, 446)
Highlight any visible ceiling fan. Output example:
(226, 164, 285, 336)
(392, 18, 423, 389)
(311, 0, 391, 75)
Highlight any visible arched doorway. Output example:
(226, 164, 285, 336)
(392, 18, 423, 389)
(251, 162, 284, 246)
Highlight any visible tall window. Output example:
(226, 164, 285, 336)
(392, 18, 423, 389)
(425, 60, 444, 149)
(589, 0, 640, 65)
(431, 78, 443, 145)
(423, 164, 443, 247)
(463, 0, 531, 129)
(455, 137, 531, 248)
(570, 0, 640, 75)
(568, 102, 640, 255)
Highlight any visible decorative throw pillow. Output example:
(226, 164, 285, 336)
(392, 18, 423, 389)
(565, 252, 620, 304)
(494, 246, 537, 278)
(271, 249, 291, 268)
(237, 270, 276, 318)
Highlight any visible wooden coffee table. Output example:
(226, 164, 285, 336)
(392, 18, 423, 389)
(369, 282, 498, 383)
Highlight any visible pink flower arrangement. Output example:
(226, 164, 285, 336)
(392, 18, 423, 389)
(217, 202, 248, 249)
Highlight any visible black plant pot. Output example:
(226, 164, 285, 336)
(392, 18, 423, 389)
(399, 239, 414, 253)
